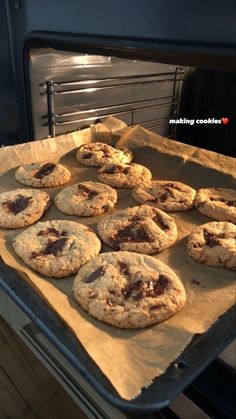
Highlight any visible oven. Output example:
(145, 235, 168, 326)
(0, 1, 236, 418)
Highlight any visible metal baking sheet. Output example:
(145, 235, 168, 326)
(0, 261, 235, 412)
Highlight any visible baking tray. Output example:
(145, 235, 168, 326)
(0, 260, 235, 413)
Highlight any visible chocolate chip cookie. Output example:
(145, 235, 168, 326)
(97, 162, 152, 188)
(0, 189, 51, 229)
(187, 221, 236, 270)
(13, 220, 101, 278)
(55, 181, 117, 216)
(15, 162, 71, 187)
(97, 204, 177, 254)
(73, 251, 186, 328)
(133, 181, 196, 211)
(194, 188, 236, 222)
(76, 142, 133, 167)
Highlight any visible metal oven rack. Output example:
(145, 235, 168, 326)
(44, 69, 184, 138)
(27, 49, 184, 140)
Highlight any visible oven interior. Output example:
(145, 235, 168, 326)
(22, 45, 234, 159)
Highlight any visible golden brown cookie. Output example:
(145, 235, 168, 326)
(76, 142, 133, 167)
(13, 220, 101, 278)
(73, 251, 186, 328)
(15, 162, 71, 187)
(0, 189, 51, 229)
(187, 221, 236, 270)
(97, 204, 177, 254)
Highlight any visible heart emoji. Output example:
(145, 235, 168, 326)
(221, 118, 229, 125)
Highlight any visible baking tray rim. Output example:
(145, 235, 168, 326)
(0, 262, 235, 413)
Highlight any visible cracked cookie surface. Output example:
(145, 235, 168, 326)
(15, 162, 71, 187)
(55, 181, 117, 216)
(133, 180, 196, 211)
(13, 220, 101, 277)
(73, 251, 186, 328)
(76, 142, 133, 167)
(187, 221, 236, 270)
(0, 188, 51, 229)
(97, 204, 177, 254)
(194, 188, 236, 222)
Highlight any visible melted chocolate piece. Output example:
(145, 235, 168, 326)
(83, 265, 106, 283)
(3, 195, 31, 214)
(133, 290, 145, 301)
(31, 237, 67, 259)
(34, 163, 56, 179)
(77, 184, 98, 199)
(122, 279, 143, 299)
(152, 214, 169, 230)
(164, 182, 183, 192)
(43, 238, 68, 256)
(149, 303, 166, 310)
(102, 166, 117, 174)
(114, 225, 152, 243)
(102, 165, 122, 174)
(153, 275, 170, 296)
(203, 229, 220, 247)
(102, 205, 110, 212)
(126, 275, 170, 301)
(118, 261, 129, 275)
(83, 152, 93, 159)
(156, 193, 168, 202)
(37, 228, 60, 237)
(123, 167, 130, 174)
(196, 201, 206, 208)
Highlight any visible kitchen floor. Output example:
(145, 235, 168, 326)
(0, 315, 88, 419)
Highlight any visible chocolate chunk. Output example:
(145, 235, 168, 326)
(83, 265, 106, 283)
(43, 237, 68, 256)
(114, 225, 152, 243)
(102, 165, 122, 174)
(133, 290, 145, 301)
(153, 275, 170, 296)
(156, 193, 168, 202)
(34, 163, 56, 179)
(122, 279, 143, 299)
(226, 200, 236, 207)
(31, 237, 67, 259)
(102, 205, 110, 212)
(149, 304, 166, 311)
(77, 184, 98, 199)
(3, 195, 31, 214)
(152, 214, 169, 230)
(102, 165, 130, 175)
(203, 229, 220, 247)
(196, 201, 206, 208)
(118, 261, 129, 275)
(83, 152, 93, 159)
(37, 228, 61, 237)
(164, 182, 183, 192)
(102, 166, 117, 174)
(123, 167, 130, 174)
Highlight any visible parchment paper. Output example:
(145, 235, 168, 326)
(0, 118, 235, 400)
